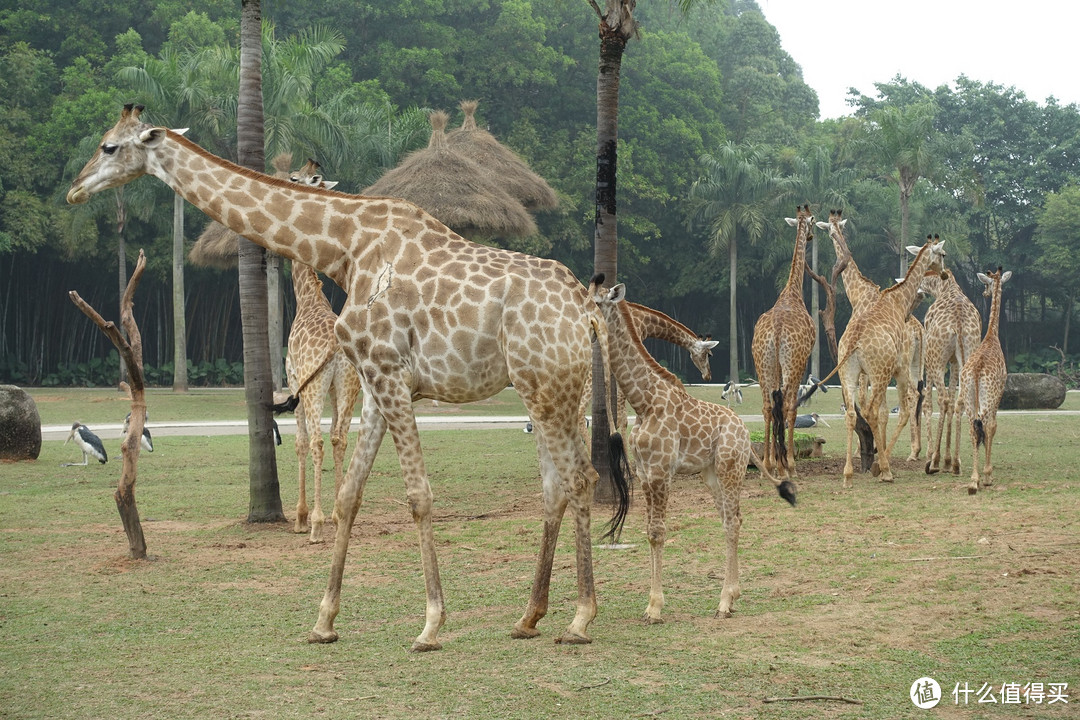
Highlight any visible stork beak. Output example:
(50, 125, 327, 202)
(65, 429, 74, 444)
(819, 417, 831, 428)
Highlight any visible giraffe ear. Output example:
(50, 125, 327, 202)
(1000, 270, 1012, 284)
(814, 221, 829, 229)
(138, 127, 168, 145)
(609, 283, 627, 303)
(700, 339, 720, 350)
(977, 272, 992, 286)
(785, 217, 798, 226)
(171, 128, 189, 136)
(321, 180, 339, 190)
(906, 245, 921, 256)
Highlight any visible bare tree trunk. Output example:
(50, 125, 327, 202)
(69, 250, 150, 559)
(728, 233, 738, 387)
(267, 252, 283, 390)
(172, 192, 189, 392)
(239, 0, 284, 522)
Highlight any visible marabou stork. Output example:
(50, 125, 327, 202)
(797, 374, 828, 406)
(123, 411, 154, 452)
(62, 422, 108, 466)
(793, 412, 830, 429)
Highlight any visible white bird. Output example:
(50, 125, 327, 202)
(62, 422, 108, 466)
(123, 411, 153, 452)
(794, 412, 830, 428)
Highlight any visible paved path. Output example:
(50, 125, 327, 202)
(41, 408, 1080, 442)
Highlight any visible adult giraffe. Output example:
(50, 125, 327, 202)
(751, 205, 815, 479)
(67, 104, 630, 650)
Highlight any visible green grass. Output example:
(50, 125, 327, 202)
(2, 389, 1078, 719)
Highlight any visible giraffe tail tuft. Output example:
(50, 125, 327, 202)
(747, 443, 797, 506)
(600, 432, 634, 543)
(271, 395, 300, 414)
(974, 418, 986, 448)
(915, 380, 926, 422)
(777, 480, 797, 507)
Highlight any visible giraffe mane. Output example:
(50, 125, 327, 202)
(626, 301, 699, 339)
(615, 300, 684, 390)
(165, 129, 402, 204)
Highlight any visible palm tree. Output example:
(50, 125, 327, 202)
(688, 141, 783, 388)
(855, 102, 938, 275)
(238, 0, 284, 523)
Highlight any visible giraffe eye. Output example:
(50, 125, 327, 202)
(102, 143, 118, 155)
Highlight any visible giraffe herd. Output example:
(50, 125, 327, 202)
(66, 105, 1014, 651)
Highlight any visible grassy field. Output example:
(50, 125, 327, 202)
(2, 387, 1078, 718)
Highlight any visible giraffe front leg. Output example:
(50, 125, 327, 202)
(309, 399, 386, 644)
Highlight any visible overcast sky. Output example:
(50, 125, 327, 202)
(757, 0, 1080, 120)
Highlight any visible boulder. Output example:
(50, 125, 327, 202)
(1000, 373, 1066, 410)
(0, 385, 42, 461)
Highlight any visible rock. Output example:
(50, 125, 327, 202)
(0, 385, 42, 461)
(999, 373, 1066, 410)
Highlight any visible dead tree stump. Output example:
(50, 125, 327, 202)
(69, 249, 150, 560)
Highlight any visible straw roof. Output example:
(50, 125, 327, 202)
(188, 153, 295, 269)
(446, 100, 558, 212)
(363, 111, 537, 238)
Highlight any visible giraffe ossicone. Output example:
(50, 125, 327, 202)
(68, 104, 631, 651)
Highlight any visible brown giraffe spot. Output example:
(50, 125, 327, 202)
(249, 211, 272, 235)
(225, 190, 256, 208)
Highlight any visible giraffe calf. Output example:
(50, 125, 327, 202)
(592, 278, 795, 623)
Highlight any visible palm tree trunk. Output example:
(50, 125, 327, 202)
(172, 192, 188, 392)
(591, 12, 629, 503)
(238, 0, 283, 523)
(728, 230, 738, 387)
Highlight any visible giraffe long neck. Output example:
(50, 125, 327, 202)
(627, 302, 699, 352)
(147, 132, 358, 286)
(292, 262, 333, 314)
(783, 216, 810, 297)
(830, 224, 879, 313)
(882, 242, 935, 318)
(601, 301, 681, 415)
(985, 277, 1004, 343)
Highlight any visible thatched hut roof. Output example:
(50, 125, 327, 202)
(363, 111, 537, 238)
(187, 153, 295, 269)
(446, 100, 558, 212)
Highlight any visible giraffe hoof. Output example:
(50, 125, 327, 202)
(925, 462, 939, 475)
(554, 631, 592, 645)
(307, 628, 339, 644)
(870, 461, 881, 477)
(410, 640, 442, 652)
(643, 615, 665, 625)
(510, 625, 541, 640)
(967, 485, 978, 495)
(714, 608, 734, 619)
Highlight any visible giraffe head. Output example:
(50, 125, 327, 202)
(289, 159, 339, 190)
(691, 334, 719, 381)
(67, 104, 187, 205)
(977, 267, 1012, 297)
(905, 235, 947, 277)
(814, 208, 847, 234)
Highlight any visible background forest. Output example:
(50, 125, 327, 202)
(2, 0, 1079, 387)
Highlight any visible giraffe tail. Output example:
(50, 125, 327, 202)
(588, 274, 633, 543)
(771, 389, 788, 469)
(271, 394, 300, 414)
(601, 432, 633, 542)
(747, 444, 797, 506)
